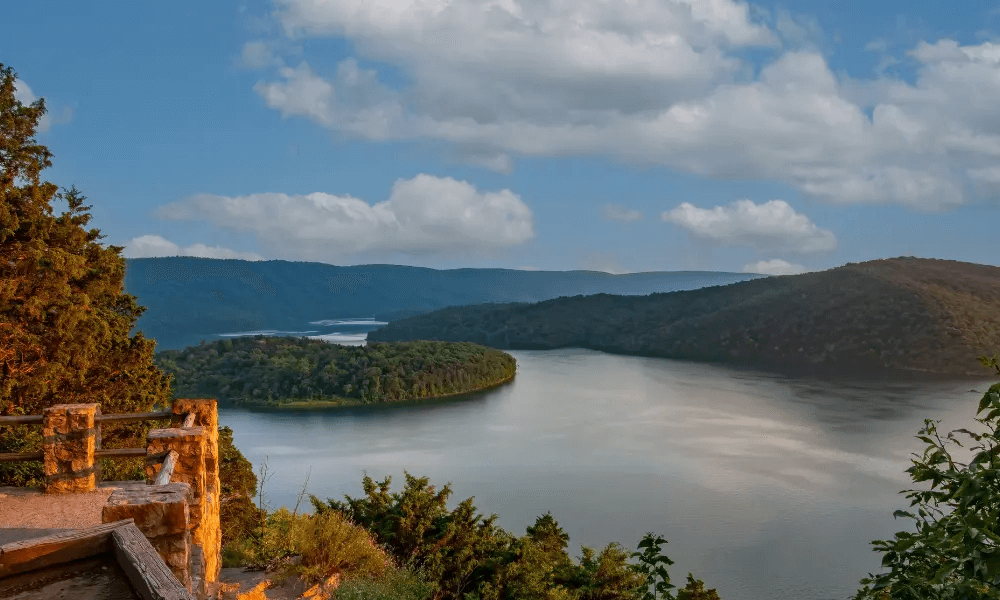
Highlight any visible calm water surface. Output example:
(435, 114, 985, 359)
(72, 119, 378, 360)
(220, 348, 993, 600)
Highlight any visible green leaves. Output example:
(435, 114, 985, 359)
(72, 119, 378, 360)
(854, 356, 1000, 599)
(628, 533, 676, 600)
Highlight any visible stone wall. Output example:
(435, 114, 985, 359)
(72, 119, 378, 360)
(30, 398, 222, 598)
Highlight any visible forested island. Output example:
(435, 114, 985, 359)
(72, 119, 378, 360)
(369, 257, 1000, 378)
(154, 336, 517, 408)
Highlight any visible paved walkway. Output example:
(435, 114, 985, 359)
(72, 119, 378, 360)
(0, 483, 141, 545)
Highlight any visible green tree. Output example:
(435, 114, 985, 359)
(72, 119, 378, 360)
(854, 356, 1000, 599)
(0, 63, 172, 484)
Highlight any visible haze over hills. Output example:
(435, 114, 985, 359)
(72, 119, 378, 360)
(124, 257, 764, 351)
(368, 257, 1000, 378)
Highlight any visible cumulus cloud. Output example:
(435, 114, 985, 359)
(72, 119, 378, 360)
(602, 204, 643, 222)
(122, 235, 265, 261)
(155, 174, 535, 262)
(248, 1, 1000, 210)
(661, 199, 837, 253)
(742, 258, 809, 276)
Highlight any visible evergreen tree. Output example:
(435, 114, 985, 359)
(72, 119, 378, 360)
(0, 63, 171, 483)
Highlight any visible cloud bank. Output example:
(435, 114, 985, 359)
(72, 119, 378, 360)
(155, 174, 535, 262)
(250, 0, 1000, 210)
(122, 235, 265, 261)
(662, 199, 837, 254)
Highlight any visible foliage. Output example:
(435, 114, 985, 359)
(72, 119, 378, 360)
(0, 63, 172, 484)
(369, 257, 1000, 377)
(308, 471, 704, 600)
(853, 356, 1000, 599)
(155, 336, 516, 407)
(122, 255, 756, 352)
(219, 425, 263, 548)
(330, 567, 434, 600)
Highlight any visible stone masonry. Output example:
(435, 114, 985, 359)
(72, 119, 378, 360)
(42, 403, 98, 493)
(172, 398, 222, 587)
(103, 481, 194, 589)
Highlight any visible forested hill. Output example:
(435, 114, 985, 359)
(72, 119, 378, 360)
(368, 257, 1000, 378)
(154, 337, 516, 407)
(124, 257, 762, 350)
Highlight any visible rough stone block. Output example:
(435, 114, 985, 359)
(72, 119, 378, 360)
(42, 403, 98, 493)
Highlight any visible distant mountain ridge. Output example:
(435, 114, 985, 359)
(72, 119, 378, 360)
(368, 257, 1000, 378)
(124, 257, 763, 351)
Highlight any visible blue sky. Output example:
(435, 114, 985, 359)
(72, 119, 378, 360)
(5, 0, 1000, 275)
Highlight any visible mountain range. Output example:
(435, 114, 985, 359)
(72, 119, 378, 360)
(367, 257, 1000, 378)
(124, 257, 763, 351)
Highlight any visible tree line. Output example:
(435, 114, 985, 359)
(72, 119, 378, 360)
(154, 336, 517, 407)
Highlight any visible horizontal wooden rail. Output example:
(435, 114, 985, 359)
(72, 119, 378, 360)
(0, 410, 173, 426)
(0, 451, 43, 462)
(96, 448, 156, 460)
(0, 415, 43, 425)
(96, 410, 173, 423)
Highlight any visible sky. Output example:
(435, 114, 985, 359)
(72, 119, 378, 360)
(5, 0, 1000, 276)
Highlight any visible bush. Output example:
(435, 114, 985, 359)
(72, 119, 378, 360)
(854, 356, 1000, 599)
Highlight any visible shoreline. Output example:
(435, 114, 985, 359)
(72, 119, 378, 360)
(222, 370, 517, 411)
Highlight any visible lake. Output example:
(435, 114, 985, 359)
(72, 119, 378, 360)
(219, 346, 993, 600)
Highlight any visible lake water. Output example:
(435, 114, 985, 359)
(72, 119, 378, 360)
(219, 347, 994, 600)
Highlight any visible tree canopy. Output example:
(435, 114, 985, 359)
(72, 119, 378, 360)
(0, 63, 172, 483)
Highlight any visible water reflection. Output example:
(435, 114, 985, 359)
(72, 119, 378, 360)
(221, 348, 994, 600)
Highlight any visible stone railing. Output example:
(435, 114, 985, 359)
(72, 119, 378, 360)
(0, 398, 222, 598)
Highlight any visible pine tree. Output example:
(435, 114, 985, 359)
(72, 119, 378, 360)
(0, 63, 172, 484)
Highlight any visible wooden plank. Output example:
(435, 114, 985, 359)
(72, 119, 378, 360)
(0, 451, 43, 463)
(111, 523, 194, 600)
(153, 450, 179, 486)
(0, 415, 43, 425)
(96, 410, 173, 424)
(0, 519, 133, 578)
(181, 412, 195, 428)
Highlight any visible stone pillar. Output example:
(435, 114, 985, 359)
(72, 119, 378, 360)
(103, 482, 194, 590)
(42, 403, 98, 493)
(172, 399, 221, 587)
(147, 426, 208, 596)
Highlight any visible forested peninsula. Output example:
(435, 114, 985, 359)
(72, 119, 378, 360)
(154, 337, 517, 408)
(368, 257, 1000, 378)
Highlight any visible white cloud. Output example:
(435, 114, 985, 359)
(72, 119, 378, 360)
(241, 41, 283, 70)
(250, 2, 1000, 210)
(602, 204, 643, 222)
(517, 265, 540, 271)
(122, 235, 265, 261)
(742, 259, 809, 276)
(13, 80, 52, 132)
(661, 199, 837, 253)
(155, 174, 535, 262)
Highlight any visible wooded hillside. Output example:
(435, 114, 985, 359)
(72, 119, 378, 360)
(154, 337, 517, 407)
(124, 256, 762, 351)
(368, 257, 1000, 377)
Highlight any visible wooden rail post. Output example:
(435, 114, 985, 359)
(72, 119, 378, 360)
(42, 403, 99, 493)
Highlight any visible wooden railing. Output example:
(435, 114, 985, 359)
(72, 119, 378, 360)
(0, 409, 182, 465)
